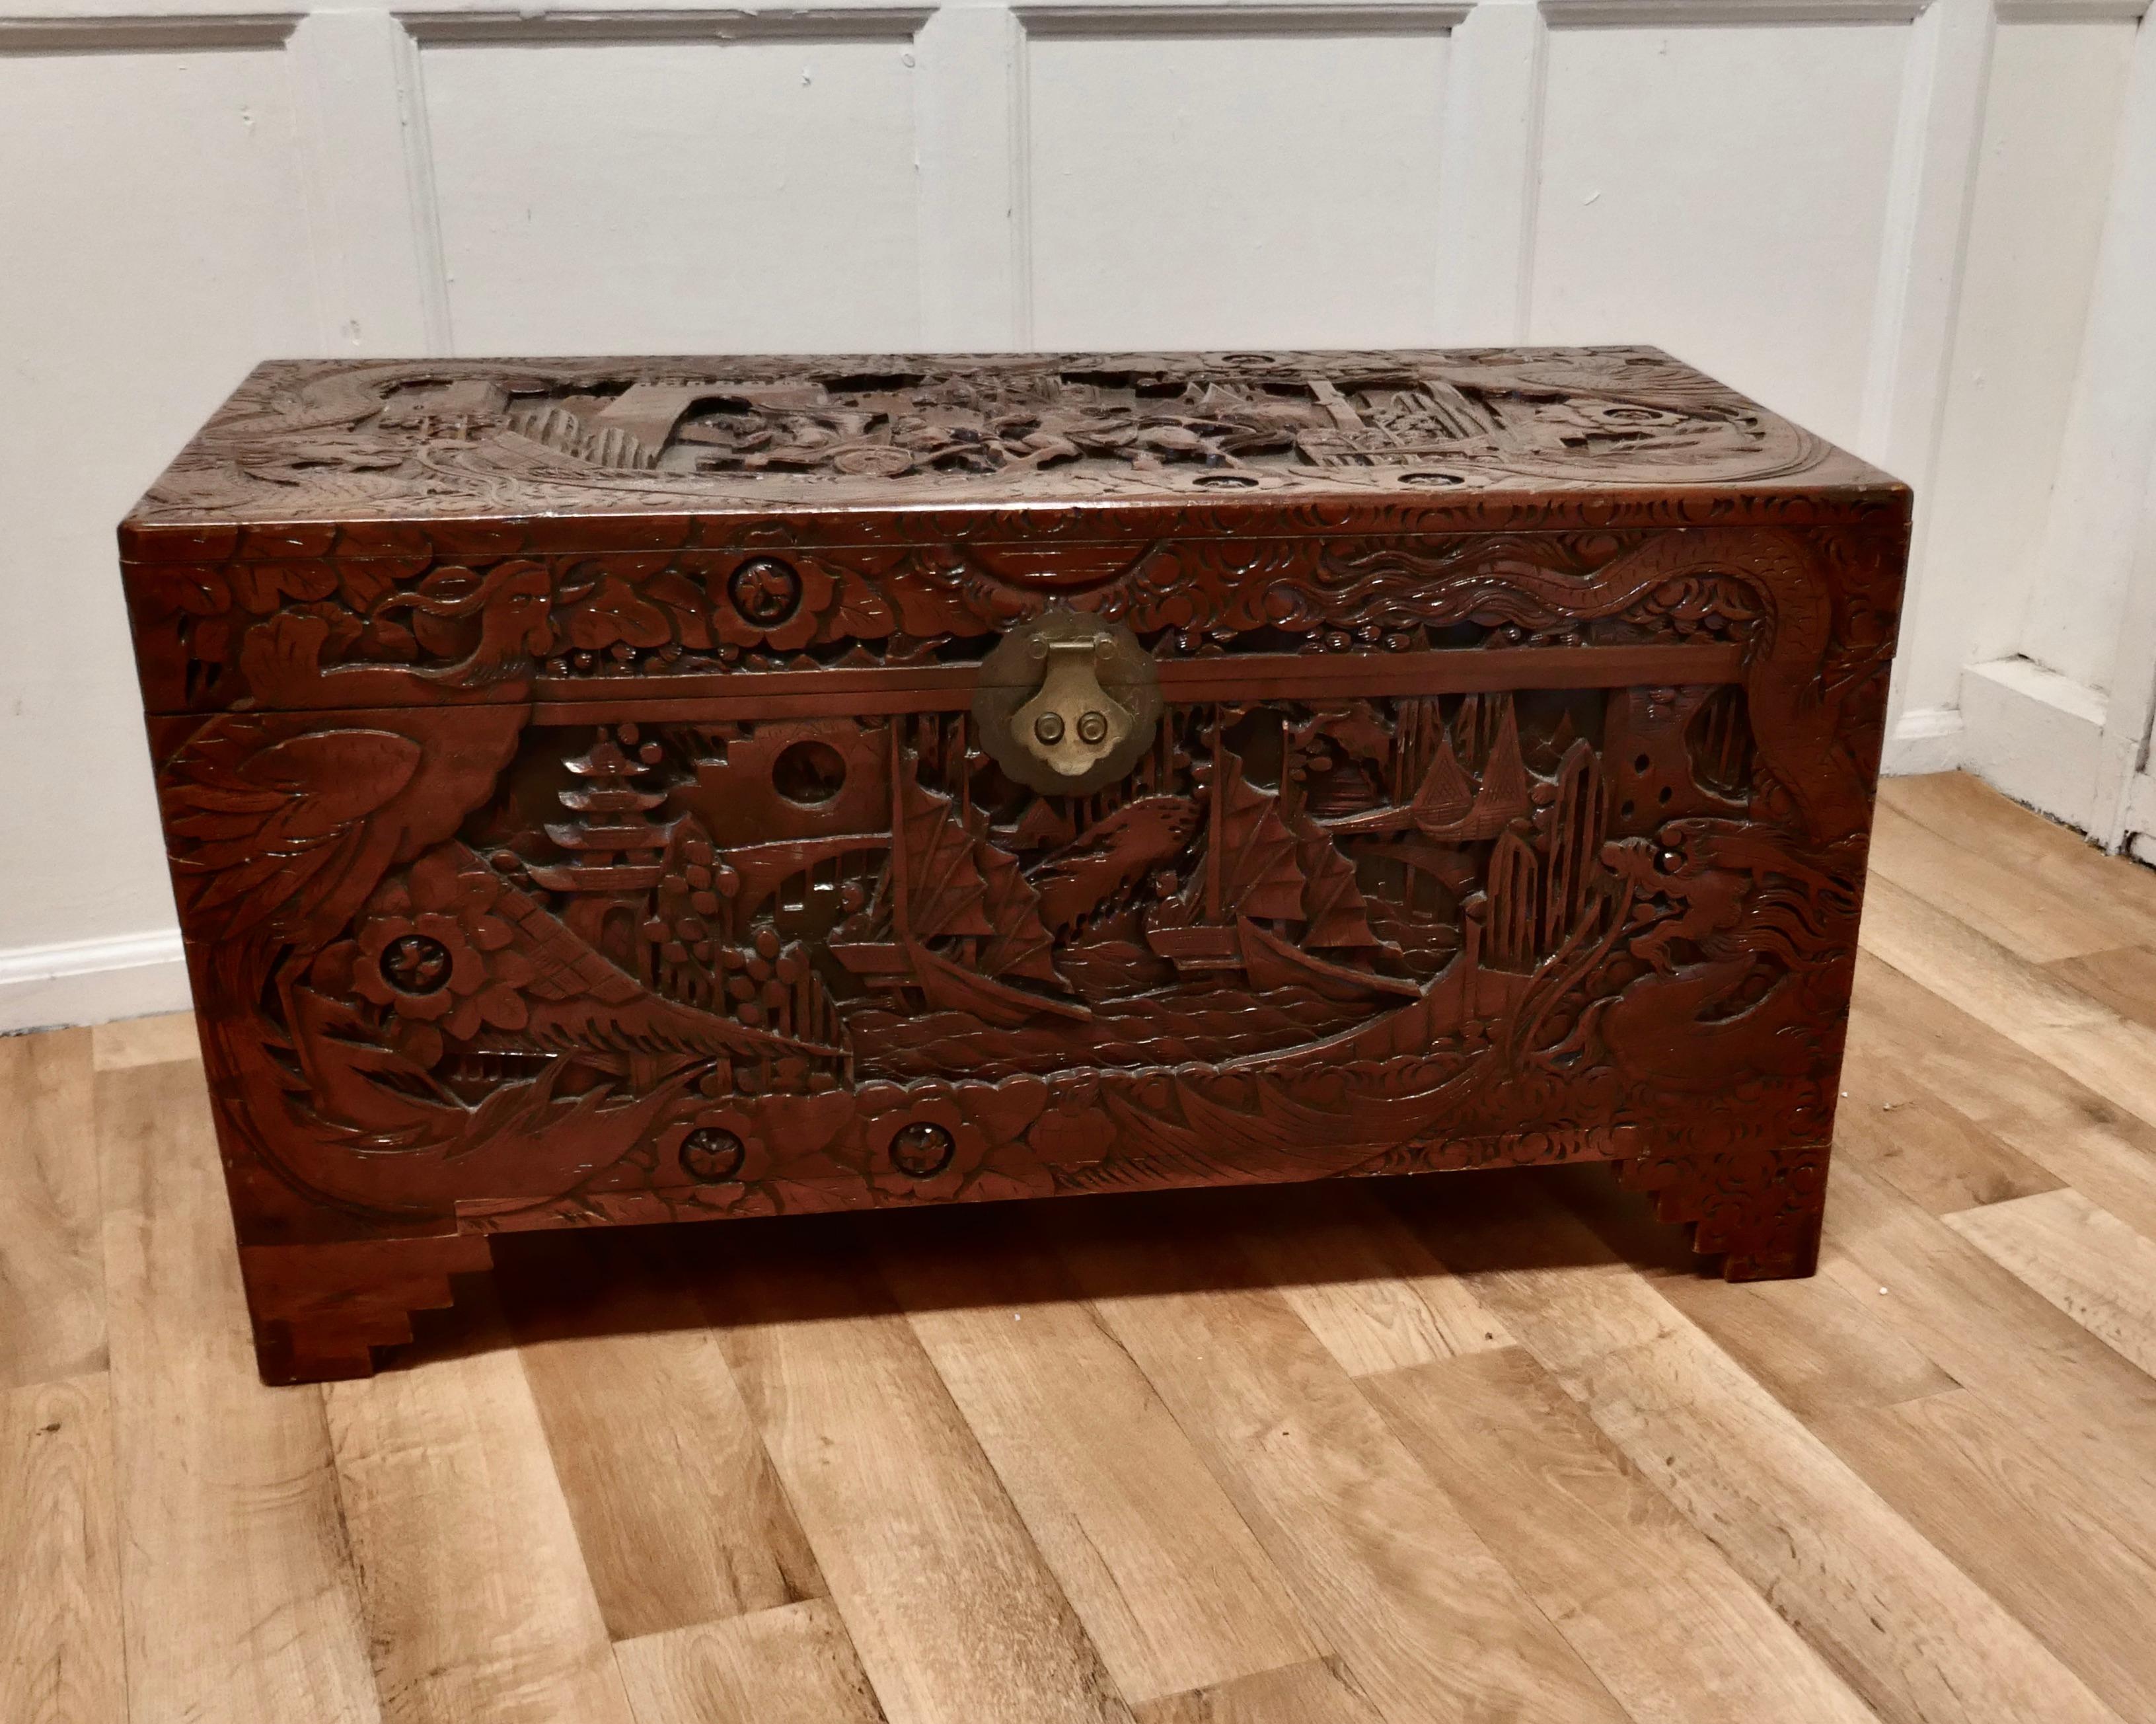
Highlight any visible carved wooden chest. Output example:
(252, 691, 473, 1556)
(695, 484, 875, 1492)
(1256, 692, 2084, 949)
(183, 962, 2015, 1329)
(120, 350, 1907, 1383)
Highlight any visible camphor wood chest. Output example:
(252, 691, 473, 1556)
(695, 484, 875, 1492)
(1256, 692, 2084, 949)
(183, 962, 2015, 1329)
(120, 349, 1907, 1384)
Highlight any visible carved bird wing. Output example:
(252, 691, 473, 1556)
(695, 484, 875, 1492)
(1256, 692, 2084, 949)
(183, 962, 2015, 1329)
(159, 706, 529, 952)
(162, 724, 422, 947)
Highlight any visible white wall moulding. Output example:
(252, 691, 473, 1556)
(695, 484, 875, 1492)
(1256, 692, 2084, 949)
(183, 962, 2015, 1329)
(2127, 771, 2156, 848)
(410, 18, 926, 352)
(2092, 430, 2156, 850)
(0, 12, 298, 46)
(287, 9, 446, 352)
(2, 22, 321, 1020)
(1014, 6, 1453, 348)
(2036, 7, 2156, 856)
(1897, 13, 2137, 729)
(1016, 1, 1468, 34)
(1431, 0, 1545, 344)
(397, 5, 932, 42)
(1536, 0, 1930, 26)
(2015, 11, 2156, 696)
(1960, 656, 2107, 829)
(1524, 9, 1925, 457)
(914, 1, 1023, 349)
(1993, 0, 2146, 22)
(1882, 706, 1966, 776)
(1860, 0, 1993, 753)
(0, 932, 190, 1038)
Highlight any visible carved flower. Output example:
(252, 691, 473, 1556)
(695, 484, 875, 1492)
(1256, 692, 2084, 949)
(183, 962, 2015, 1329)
(704, 554, 836, 652)
(352, 845, 535, 1043)
(554, 559, 714, 653)
(854, 1078, 1056, 1204)
(860, 1092, 985, 1202)
(656, 1106, 775, 1212)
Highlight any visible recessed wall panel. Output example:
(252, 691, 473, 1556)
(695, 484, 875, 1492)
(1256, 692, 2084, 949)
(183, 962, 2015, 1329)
(1914, 20, 2137, 704)
(1025, 30, 1450, 349)
(0, 43, 319, 948)
(421, 38, 923, 353)
(1529, 23, 1909, 453)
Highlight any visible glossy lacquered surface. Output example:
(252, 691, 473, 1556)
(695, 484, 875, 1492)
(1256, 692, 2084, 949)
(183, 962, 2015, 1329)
(118, 348, 1908, 1382)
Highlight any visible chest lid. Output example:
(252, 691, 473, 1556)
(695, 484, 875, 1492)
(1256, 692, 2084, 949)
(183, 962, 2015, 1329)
(119, 348, 1909, 724)
(120, 347, 1899, 562)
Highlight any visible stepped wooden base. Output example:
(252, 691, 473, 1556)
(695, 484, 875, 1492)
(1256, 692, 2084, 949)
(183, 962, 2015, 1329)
(239, 1235, 495, 1385)
(231, 1138, 1828, 1382)
(1618, 1138, 1831, 1285)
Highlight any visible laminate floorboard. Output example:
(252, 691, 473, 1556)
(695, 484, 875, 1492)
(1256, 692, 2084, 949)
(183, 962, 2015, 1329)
(1943, 1188, 2156, 1379)
(612, 1598, 885, 1724)
(7, 771, 2156, 1723)
(0, 1373, 123, 1724)
(875, 1213, 1325, 1706)
(493, 1228, 827, 1641)
(0, 1028, 103, 1389)
(96, 1059, 382, 1724)
(1131, 1657, 1382, 1724)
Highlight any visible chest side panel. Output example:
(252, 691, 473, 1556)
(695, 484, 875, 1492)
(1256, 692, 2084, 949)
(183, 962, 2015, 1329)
(143, 518, 1904, 1245)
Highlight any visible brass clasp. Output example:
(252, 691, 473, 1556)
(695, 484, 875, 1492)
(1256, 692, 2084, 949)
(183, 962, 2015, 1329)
(973, 609, 1162, 796)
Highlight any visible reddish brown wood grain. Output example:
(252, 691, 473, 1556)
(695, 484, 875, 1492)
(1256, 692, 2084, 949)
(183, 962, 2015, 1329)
(118, 350, 1907, 1382)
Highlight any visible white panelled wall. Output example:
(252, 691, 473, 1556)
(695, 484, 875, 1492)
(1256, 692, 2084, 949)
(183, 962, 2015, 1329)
(1, 0, 2151, 1030)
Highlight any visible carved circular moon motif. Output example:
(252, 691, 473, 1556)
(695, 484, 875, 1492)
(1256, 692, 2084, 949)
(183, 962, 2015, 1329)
(770, 737, 848, 806)
(728, 558, 803, 626)
(889, 1121, 956, 1180)
(681, 1126, 747, 1182)
(379, 934, 453, 996)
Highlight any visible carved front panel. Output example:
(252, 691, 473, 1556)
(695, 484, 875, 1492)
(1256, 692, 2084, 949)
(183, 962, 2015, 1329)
(153, 516, 1894, 1256)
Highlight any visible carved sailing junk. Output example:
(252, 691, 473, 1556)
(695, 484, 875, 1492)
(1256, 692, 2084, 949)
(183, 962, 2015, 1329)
(830, 721, 1084, 1030)
(120, 348, 1908, 1382)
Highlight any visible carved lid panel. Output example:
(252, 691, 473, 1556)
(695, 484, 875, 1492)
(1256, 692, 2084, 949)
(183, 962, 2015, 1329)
(120, 348, 1901, 560)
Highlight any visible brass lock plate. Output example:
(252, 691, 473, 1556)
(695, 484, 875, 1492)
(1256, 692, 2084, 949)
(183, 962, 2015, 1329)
(973, 609, 1164, 796)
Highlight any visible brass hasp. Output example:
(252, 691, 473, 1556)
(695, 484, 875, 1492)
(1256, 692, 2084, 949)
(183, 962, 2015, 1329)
(973, 608, 1164, 796)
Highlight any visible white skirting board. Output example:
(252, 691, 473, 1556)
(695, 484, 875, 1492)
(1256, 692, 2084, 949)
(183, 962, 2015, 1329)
(1958, 656, 2108, 831)
(0, 931, 192, 1037)
(1881, 705, 1966, 777)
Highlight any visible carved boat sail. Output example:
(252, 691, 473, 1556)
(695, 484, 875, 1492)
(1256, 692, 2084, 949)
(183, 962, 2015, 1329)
(831, 734, 1086, 1024)
(1146, 732, 1410, 999)
(1322, 692, 1532, 842)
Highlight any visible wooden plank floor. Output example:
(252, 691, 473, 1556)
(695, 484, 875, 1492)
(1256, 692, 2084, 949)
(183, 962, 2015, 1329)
(7, 771, 2156, 1723)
